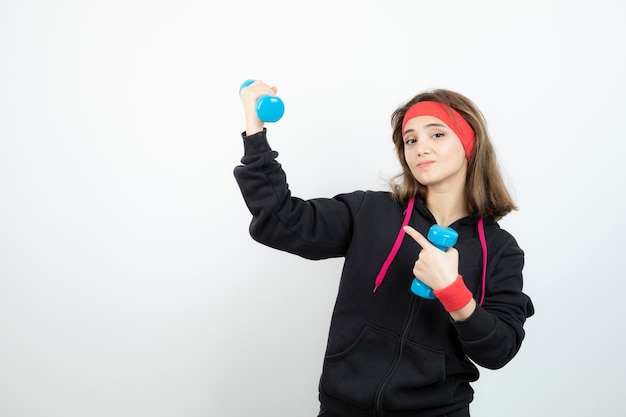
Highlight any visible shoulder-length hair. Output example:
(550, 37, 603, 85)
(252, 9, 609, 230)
(389, 89, 517, 220)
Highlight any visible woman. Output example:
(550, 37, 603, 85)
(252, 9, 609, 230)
(234, 81, 534, 417)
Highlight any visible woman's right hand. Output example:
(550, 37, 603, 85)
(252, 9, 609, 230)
(240, 80, 278, 136)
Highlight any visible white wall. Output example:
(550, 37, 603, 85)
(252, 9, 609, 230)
(1, 1, 624, 416)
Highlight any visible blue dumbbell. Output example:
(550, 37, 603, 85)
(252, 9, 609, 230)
(239, 79, 285, 123)
(411, 224, 459, 299)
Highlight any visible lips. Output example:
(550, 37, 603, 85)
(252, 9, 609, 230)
(417, 160, 435, 168)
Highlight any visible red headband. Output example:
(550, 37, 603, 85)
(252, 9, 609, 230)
(401, 101, 475, 161)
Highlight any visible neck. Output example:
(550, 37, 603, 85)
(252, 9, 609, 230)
(425, 187, 469, 227)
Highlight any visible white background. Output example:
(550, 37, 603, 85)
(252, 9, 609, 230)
(1, 1, 625, 416)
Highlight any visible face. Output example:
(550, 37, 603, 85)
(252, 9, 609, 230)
(403, 115, 468, 191)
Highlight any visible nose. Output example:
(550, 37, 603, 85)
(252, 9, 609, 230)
(415, 138, 430, 156)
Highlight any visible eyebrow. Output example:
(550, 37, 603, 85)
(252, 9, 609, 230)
(403, 123, 449, 136)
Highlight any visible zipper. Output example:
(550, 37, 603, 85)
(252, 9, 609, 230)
(373, 295, 419, 416)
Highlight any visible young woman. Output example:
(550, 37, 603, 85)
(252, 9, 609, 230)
(234, 81, 534, 417)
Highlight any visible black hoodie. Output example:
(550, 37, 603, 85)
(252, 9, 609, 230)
(233, 130, 534, 417)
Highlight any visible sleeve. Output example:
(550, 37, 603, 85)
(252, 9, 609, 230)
(232, 129, 365, 260)
(452, 232, 535, 369)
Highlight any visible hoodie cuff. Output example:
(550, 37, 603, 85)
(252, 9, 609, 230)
(452, 305, 498, 342)
(241, 128, 271, 155)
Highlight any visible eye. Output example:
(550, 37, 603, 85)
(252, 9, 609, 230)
(432, 132, 445, 139)
(404, 138, 417, 145)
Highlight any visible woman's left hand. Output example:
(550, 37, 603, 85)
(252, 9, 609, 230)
(403, 225, 459, 290)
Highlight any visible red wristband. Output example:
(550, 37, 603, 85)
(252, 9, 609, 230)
(433, 275, 473, 312)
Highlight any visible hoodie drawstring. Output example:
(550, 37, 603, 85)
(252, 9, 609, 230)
(477, 217, 487, 306)
(373, 197, 415, 292)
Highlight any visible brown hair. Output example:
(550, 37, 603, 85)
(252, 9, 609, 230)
(389, 88, 517, 220)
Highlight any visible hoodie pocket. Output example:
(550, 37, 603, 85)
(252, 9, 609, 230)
(384, 339, 448, 409)
(320, 325, 398, 410)
(321, 327, 449, 411)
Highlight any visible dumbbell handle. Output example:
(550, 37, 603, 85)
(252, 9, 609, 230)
(410, 225, 459, 299)
(239, 79, 285, 123)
